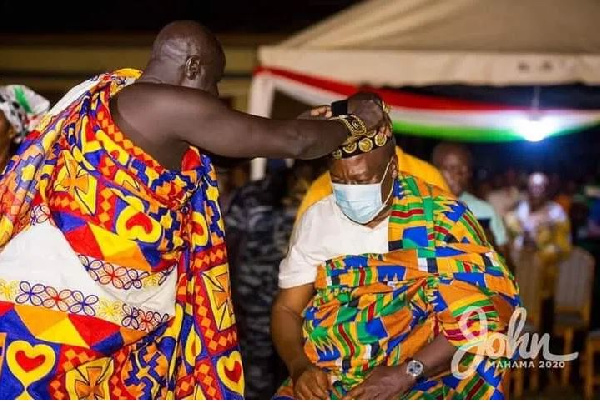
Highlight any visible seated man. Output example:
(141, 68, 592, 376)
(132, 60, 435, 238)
(505, 172, 571, 338)
(506, 172, 571, 266)
(271, 114, 519, 399)
(432, 142, 509, 258)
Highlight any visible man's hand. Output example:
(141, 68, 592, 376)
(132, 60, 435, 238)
(297, 105, 333, 120)
(292, 363, 332, 399)
(298, 94, 384, 130)
(343, 366, 416, 400)
(347, 92, 385, 131)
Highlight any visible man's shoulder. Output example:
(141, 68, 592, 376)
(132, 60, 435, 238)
(400, 173, 456, 202)
(302, 194, 337, 219)
(295, 194, 341, 231)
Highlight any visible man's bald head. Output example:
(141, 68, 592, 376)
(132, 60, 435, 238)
(142, 21, 225, 95)
(432, 142, 472, 196)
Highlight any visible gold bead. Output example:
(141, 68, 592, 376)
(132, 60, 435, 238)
(375, 132, 387, 147)
(358, 138, 373, 153)
(343, 141, 358, 154)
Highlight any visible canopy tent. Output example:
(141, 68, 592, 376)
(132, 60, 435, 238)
(249, 0, 600, 179)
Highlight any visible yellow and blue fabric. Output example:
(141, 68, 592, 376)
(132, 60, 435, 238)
(276, 175, 519, 399)
(0, 70, 243, 399)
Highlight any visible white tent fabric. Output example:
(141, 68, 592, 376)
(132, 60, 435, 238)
(259, 0, 600, 87)
(249, 0, 600, 179)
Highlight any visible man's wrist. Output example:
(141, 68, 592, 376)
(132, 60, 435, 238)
(402, 358, 425, 383)
(392, 363, 419, 389)
(288, 356, 311, 381)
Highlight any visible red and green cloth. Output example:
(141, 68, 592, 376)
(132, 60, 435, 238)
(253, 67, 600, 142)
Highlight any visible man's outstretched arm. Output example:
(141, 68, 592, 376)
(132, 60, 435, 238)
(114, 84, 383, 160)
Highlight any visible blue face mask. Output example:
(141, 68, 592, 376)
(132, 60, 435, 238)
(332, 161, 393, 224)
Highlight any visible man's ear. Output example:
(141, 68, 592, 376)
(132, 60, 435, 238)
(185, 56, 201, 80)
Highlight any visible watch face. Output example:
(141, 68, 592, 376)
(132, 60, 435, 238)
(407, 359, 424, 378)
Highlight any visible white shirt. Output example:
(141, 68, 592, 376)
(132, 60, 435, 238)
(278, 195, 389, 289)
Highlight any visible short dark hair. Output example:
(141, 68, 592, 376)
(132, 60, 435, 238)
(432, 142, 472, 168)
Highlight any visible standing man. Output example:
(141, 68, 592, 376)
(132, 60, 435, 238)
(432, 142, 509, 257)
(0, 21, 383, 399)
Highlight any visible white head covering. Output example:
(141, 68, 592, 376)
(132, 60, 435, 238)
(0, 85, 50, 140)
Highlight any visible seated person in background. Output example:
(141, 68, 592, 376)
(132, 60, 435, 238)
(505, 172, 571, 339)
(432, 142, 509, 259)
(271, 110, 519, 399)
(505, 173, 571, 273)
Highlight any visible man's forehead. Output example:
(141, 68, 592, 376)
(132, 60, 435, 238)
(441, 152, 465, 164)
(331, 147, 391, 175)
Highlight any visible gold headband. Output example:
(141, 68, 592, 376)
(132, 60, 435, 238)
(331, 112, 393, 160)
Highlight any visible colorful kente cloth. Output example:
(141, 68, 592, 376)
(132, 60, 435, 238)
(275, 176, 520, 399)
(0, 70, 244, 399)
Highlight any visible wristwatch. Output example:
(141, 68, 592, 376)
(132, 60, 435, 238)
(405, 358, 425, 380)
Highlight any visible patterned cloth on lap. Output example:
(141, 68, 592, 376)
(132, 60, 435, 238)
(274, 176, 519, 400)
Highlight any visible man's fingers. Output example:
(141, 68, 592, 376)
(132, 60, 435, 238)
(304, 378, 324, 400)
(310, 105, 330, 116)
(313, 372, 330, 399)
(316, 370, 330, 389)
(343, 384, 364, 400)
(296, 383, 313, 400)
(308, 372, 329, 399)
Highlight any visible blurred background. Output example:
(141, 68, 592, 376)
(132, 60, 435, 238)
(2, 0, 599, 399)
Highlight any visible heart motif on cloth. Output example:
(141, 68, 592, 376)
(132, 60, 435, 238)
(115, 206, 161, 243)
(15, 351, 45, 372)
(7, 341, 56, 387)
(216, 351, 244, 395)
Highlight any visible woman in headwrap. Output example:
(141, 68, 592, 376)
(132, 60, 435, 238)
(0, 85, 50, 170)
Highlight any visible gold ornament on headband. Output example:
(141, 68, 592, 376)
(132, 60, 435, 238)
(331, 113, 392, 160)
(381, 100, 391, 114)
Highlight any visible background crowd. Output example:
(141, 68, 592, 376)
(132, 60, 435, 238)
(215, 142, 600, 398)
